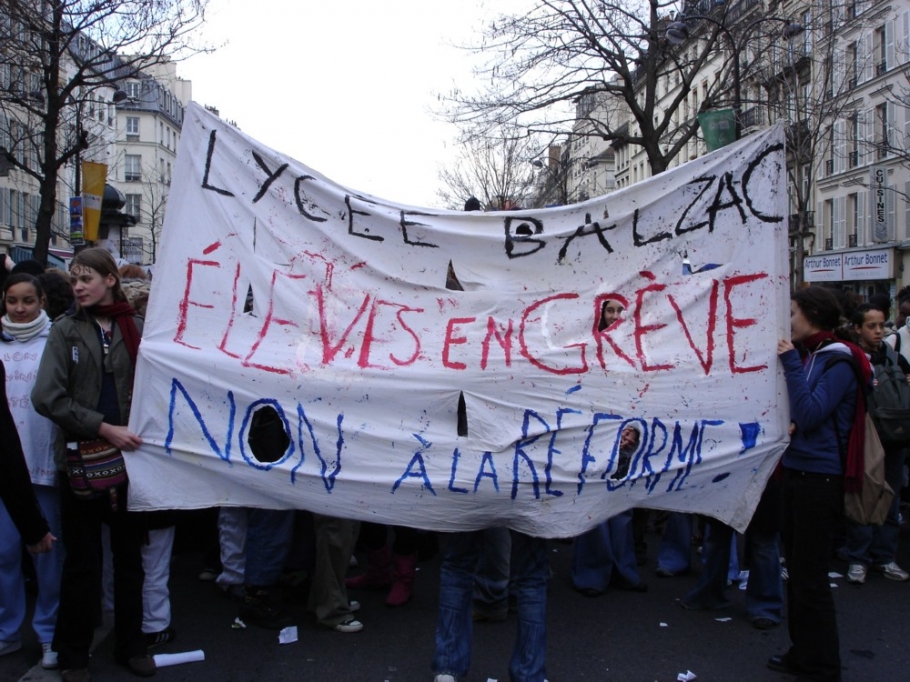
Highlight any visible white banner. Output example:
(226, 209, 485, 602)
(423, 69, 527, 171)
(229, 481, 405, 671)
(126, 103, 791, 536)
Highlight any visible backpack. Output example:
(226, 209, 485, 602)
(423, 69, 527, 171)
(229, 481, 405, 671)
(827, 356, 894, 526)
(866, 344, 910, 446)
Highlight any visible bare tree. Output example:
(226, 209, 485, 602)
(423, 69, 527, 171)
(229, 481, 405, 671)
(0, 0, 208, 265)
(443, 0, 750, 176)
(436, 125, 540, 210)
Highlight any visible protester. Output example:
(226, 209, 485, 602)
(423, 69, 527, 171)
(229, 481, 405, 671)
(571, 424, 646, 596)
(769, 286, 870, 682)
(0, 358, 56, 662)
(346, 523, 421, 606)
(37, 269, 76, 320)
(32, 247, 154, 681)
(0, 274, 64, 668)
(886, 285, 910, 363)
(843, 304, 909, 584)
(431, 530, 548, 682)
(309, 514, 362, 632)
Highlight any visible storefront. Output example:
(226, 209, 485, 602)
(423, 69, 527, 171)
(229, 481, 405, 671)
(803, 246, 895, 302)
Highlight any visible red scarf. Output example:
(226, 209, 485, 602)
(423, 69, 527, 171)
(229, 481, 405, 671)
(91, 302, 140, 364)
(803, 331, 871, 493)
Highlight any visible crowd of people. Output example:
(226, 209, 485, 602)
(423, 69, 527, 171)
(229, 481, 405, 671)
(1, 246, 909, 682)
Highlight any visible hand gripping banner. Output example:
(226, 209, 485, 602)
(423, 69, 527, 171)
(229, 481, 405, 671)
(126, 102, 791, 536)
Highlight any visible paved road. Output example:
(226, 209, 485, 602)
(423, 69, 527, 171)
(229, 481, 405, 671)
(3, 519, 910, 682)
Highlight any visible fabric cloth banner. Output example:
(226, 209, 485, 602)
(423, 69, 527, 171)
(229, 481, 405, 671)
(127, 102, 791, 536)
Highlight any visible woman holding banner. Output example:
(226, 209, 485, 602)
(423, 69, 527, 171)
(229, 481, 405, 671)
(32, 248, 154, 681)
(771, 286, 869, 682)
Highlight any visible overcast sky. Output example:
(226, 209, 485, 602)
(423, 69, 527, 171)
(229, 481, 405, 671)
(179, 0, 510, 209)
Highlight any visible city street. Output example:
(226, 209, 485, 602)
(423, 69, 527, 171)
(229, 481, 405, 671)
(2, 518, 910, 682)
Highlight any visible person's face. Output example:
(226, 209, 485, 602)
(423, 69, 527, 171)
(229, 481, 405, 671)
(789, 300, 819, 343)
(897, 301, 910, 329)
(855, 309, 885, 351)
(601, 300, 624, 328)
(71, 265, 115, 308)
(4, 282, 43, 324)
(620, 426, 640, 452)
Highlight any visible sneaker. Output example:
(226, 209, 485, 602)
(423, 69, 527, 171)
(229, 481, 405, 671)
(434, 675, 457, 682)
(349, 600, 361, 612)
(125, 655, 156, 677)
(333, 616, 363, 633)
(874, 561, 910, 581)
(847, 562, 867, 584)
(146, 626, 177, 648)
(41, 642, 59, 669)
(0, 640, 22, 656)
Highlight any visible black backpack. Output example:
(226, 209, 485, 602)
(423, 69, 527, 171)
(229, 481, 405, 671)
(867, 344, 910, 445)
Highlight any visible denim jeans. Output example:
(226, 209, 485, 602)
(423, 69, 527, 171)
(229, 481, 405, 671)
(473, 527, 511, 617)
(682, 519, 734, 609)
(572, 510, 640, 592)
(245, 509, 295, 587)
(657, 513, 692, 573)
(844, 449, 904, 565)
(782, 468, 843, 682)
(432, 530, 548, 682)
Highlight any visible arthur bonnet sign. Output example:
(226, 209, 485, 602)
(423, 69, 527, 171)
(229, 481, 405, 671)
(804, 247, 893, 283)
(125, 103, 791, 536)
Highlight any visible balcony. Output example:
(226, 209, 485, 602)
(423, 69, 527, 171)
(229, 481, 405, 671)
(740, 106, 763, 130)
(848, 150, 859, 167)
(848, 233, 858, 247)
(876, 60, 887, 77)
(825, 238, 834, 251)
(825, 158, 834, 175)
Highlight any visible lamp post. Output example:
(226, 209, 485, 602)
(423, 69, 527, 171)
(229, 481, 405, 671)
(666, 13, 804, 140)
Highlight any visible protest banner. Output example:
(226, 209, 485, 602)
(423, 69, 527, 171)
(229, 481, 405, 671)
(126, 103, 791, 536)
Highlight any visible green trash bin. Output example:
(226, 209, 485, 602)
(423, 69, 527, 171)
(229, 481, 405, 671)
(698, 109, 737, 151)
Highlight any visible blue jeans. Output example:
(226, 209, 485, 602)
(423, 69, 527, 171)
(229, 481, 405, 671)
(682, 519, 735, 609)
(745, 528, 783, 622)
(433, 530, 548, 682)
(844, 449, 904, 565)
(657, 513, 692, 573)
(572, 511, 640, 592)
(0, 485, 63, 644)
(245, 509, 295, 587)
(473, 527, 511, 617)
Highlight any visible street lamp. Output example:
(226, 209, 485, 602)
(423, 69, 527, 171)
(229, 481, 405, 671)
(665, 13, 804, 139)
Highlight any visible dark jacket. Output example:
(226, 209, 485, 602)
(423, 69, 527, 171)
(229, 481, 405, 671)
(780, 342, 858, 475)
(31, 309, 143, 471)
(0, 360, 50, 544)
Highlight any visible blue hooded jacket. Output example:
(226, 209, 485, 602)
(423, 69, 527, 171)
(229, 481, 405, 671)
(780, 343, 858, 475)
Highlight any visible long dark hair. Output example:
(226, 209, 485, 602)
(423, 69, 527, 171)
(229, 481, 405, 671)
(791, 287, 842, 332)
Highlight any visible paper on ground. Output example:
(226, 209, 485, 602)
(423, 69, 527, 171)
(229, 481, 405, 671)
(677, 671, 697, 681)
(279, 626, 298, 644)
(153, 650, 205, 667)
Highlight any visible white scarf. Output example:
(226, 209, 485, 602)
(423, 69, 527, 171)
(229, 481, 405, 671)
(1, 310, 50, 342)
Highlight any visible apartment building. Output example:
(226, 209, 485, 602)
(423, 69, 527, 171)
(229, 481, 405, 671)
(110, 60, 191, 265)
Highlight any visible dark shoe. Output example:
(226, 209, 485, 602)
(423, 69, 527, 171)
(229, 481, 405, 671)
(239, 595, 292, 630)
(752, 617, 779, 630)
(61, 669, 92, 682)
(146, 627, 176, 648)
(126, 655, 156, 677)
(767, 653, 801, 675)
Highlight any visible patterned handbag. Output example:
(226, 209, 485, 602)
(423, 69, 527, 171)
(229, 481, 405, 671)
(65, 438, 128, 497)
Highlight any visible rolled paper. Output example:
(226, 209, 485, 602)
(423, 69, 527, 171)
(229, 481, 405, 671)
(153, 650, 205, 668)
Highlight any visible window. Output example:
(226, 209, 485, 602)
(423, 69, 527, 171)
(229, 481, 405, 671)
(846, 43, 858, 88)
(848, 114, 860, 167)
(126, 116, 139, 138)
(874, 25, 888, 76)
(125, 81, 141, 99)
(875, 103, 890, 158)
(125, 193, 141, 219)
(124, 154, 141, 182)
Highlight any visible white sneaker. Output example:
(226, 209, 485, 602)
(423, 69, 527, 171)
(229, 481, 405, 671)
(41, 642, 58, 669)
(0, 640, 22, 656)
(434, 676, 457, 682)
(847, 562, 867, 584)
(875, 561, 910, 581)
(333, 616, 363, 633)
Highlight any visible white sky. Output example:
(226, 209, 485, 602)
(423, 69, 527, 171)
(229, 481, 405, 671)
(179, 0, 509, 209)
